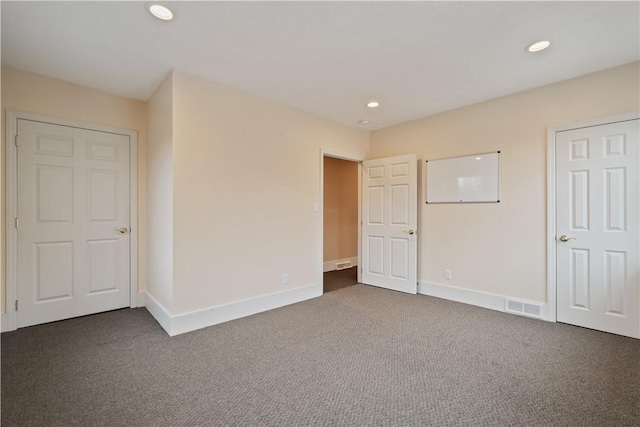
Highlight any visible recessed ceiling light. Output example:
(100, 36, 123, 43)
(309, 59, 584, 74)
(359, 120, 370, 125)
(475, 156, 482, 160)
(526, 40, 550, 53)
(367, 101, 380, 108)
(149, 4, 174, 21)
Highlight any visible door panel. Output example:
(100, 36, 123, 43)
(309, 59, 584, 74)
(362, 154, 417, 294)
(17, 119, 131, 328)
(556, 119, 639, 338)
(35, 241, 74, 301)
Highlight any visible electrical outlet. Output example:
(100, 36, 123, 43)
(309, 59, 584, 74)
(282, 273, 289, 284)
(444, 269, 452, 280)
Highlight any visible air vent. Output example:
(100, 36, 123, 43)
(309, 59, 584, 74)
(335, 261, 353, 270)
(505, 299, 543, 319)
(523, 304, 541, 316)
(507, 300, 523, 313)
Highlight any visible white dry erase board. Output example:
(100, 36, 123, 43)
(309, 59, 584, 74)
(426, 151, 500, 203)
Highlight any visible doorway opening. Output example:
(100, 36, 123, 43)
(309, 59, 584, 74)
(322, 154, 360, 293)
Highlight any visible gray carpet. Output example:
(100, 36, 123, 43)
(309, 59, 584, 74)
(2, 284, 639, 426)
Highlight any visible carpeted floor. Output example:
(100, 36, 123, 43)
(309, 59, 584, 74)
(323, 266, 358, 293)
(2, 285, 639, 426)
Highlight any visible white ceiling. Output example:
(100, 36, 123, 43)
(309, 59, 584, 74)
(2, 1, 639, 129)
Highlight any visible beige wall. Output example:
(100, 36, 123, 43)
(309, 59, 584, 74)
(170, 71, 369, 314)
(0, 66, 368, 319)
(2, 61, 637, 321)
(0, 66, 148, 313)
(323, 156, 358, 263)
(146, 73, 174, 310)
(370, 61, 640, 303)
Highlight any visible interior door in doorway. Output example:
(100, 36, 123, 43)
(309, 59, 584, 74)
(16, 119, 132, 328)
(556, 119, 639, 338)
(361, 154, 418, 294)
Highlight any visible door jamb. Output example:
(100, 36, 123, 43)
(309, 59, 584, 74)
(546, 111, 639, 323)
(319, 149, 364, 289)
(4, 110, 139, 332)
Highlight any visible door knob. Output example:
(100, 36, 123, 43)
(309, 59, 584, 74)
(118, 226, 129, 234)
(558, 235, 575, 242)
(405, 229, 415, 235)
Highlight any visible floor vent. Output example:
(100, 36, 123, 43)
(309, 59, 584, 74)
(335, 261, 353, 270)
(505, 299, 543, 319)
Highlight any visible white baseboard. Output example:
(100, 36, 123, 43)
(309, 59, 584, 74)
(418, 281, 548, 321)
(143, 292, 174, 335)
(1, 313, 15, 333)
(144, 283, 322, 337)
(323, 256, 358, 273)
(136, 292, 146, 307)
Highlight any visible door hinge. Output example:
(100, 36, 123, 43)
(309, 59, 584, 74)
(14, 135, 18, 146)
(15, 300, 18, 311)
(15, 217, 19, 229)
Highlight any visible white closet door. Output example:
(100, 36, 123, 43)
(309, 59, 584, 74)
(17, 119, 131, 327)
(556, 119, 639, 338)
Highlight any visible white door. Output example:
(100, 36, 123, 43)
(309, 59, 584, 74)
(556, 119, 639, 338)
(16, 119, 131, 328)
(362, 154, 417, 294)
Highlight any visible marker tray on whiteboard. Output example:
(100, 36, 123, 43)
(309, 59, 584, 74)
(425, 151, 500, 203)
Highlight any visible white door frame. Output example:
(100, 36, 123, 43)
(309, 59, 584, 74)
(3, 110, 139, 332)
(319, 149, 364, 288)
(546, 111, 640, 323)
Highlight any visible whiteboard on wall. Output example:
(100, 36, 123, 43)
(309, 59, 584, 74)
(426, 151, 500, 203)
